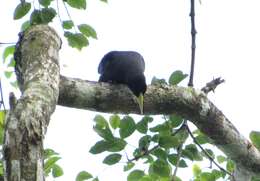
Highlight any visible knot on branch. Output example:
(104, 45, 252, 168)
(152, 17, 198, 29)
(201, 77, 225, 94)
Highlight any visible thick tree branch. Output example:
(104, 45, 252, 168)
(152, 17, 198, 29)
(3, 25, 61, 181)
(58, 76, 260, 177)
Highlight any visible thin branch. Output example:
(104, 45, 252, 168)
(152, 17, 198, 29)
(62, 1, 77, 33)
(56, 0, 63, 26)
(185, 123, 234, 177)
(127, 123, 186, 162)
(172, 143, 183, 181)
(0, 79, 6, 110)
(127, 145, 159, 162)
(188, 0, 197, 87)
(0, 42, 16, 45)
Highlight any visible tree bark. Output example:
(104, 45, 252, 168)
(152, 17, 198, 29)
(58, 76, 260, 179)
(3, 25, 61, 181)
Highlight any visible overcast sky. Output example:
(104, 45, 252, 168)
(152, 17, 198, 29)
(1, 0, 260, 180)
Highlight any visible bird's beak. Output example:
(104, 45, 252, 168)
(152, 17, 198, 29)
(137, 94, 144, 114)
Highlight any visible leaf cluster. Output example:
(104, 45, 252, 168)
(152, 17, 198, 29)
(12, 0, 104, 50)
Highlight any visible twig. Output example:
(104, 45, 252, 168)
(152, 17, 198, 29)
(0, 79, 6, 110)
(172, 143, 184, 181)
(0, 42, 16, 45)
(56, 0, 63, 26)
(188, 0, 197, 87)
(127, 145, 159, 162)
(201, 77, 225, 94)
(127, 123, 186, 162)
(185, 123, 233, 177)
(62, 1, 77, 33)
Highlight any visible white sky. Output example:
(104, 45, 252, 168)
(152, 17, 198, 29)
(1, 0, 260, 180)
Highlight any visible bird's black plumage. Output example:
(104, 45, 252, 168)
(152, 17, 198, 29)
(98, 51, 147, 97)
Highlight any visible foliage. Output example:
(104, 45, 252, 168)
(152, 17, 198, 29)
(44, 148, 64, 178)
(12, 0, 104, 50)
(77, 71, 236, 181)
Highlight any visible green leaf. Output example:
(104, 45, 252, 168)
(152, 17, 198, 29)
(13, 2, 31, 20)
(143, 155, 154, 164)
(52, 164, 63, 177)
(30, 8, 56, 24)
(30, 10, 42, 24)
(103, 153, 122, 165)
(89, 140, 112, 154)
(39, 0, 53, 7)
(136, 116, 152, 134)
(0, 111, 5, 127)
(252, 177, 260, 181)
(211, 169, 224, 180)
(200, 172, 215, 181)
(67, 0, 86, 9)
(182, 144, 203, 161)
(100, 0, 108, 3)
(158, 135, 180, 149)
(151, 134, 159, 143)
(89, 138, 126, 154)
(44, 157, 61, 173)
(173, 128, 189, 143)
(226, 159, 235, 173)
(78, 24, 97, 39)
(41, 7, 56, 23)
(64, 32, 89, 50)
(172, 176, 182, 181)
(168, 154, 187, 168)
(0, 111, 5, 145)
(250, 131, 260, 149)
(62, 20, 74, 30)
(94, 114, 108, 128)
(92, 177, 99, 181)
(124, 162, 135, 172)
(150, 122, 171, 136)
(203, 149, 215, 159)
(93, 124, 114, 141)
(169, 114, 183, 128)
(138, 135, 151, 151)
(44, 148, 59, 159)
(149, 159, 171, 178)
(139, 176, 153, 181)
(216, 155, 226, 164)
(8, 58, 16, 67)
(109, 114, 120, 129)
(127, 170, 145, 181)
(4, 71, 13, 79)
(76, 171, 93, 181)
(10, 81, 18, 89)
(21, 20, 31, 31)
(119, 116, 136, 138)
(168, 70, 188, 85)
(107, 138, 127, 152)
(192, 164, 201, 177)
(151, 148, 167, 161)
(195, 134, 211, 145)
(3, 45, 15, 62)
(151, 76, 167, 85)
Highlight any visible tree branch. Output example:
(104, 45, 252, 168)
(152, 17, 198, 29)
(58, 76, 260, 177)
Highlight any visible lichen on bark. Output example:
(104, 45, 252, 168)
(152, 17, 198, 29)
(3, 25, 61, 181)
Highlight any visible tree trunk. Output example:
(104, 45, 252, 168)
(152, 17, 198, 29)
(3, 25, 61, 181)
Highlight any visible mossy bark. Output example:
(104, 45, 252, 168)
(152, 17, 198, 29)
(3, 25, 61, 181)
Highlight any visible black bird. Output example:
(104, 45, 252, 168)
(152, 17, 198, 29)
(98, 51, 147, 114)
